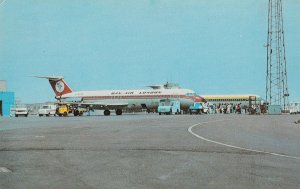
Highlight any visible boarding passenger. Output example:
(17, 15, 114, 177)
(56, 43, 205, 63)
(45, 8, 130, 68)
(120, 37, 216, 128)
(243, 105, 248, 114)
(222, 104, 226, 114)
(237, 104, 241, 114)
(227, 104, 231, 114)
(256, 105, 261, 114)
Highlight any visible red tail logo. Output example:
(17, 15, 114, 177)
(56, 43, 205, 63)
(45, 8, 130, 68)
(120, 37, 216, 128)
(49, 79, 72, 96)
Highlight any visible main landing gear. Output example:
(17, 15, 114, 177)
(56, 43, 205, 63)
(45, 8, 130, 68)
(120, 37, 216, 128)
(116, 109, 122, 116)
(73, 109, 83, 116)
(103, 109, 123, 116)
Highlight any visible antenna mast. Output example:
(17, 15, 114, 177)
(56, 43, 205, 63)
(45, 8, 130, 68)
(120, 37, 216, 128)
(266, 0, 289, 110)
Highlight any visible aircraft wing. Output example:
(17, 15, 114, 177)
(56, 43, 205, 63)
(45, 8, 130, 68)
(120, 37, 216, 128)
(83, 102, 129, 110)
(59, 101, 129, 110)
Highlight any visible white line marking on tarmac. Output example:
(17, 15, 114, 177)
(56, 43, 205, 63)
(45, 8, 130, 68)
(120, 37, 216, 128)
(188, 119, 300, 160)
(35, 136, 45, 138)
(0, 167, 12, 173)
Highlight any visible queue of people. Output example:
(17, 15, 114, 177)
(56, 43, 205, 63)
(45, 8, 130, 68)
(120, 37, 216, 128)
(206, 103, 263, 114)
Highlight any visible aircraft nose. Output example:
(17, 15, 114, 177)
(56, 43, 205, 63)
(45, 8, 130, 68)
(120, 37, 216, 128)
(194, 97, 202, 102)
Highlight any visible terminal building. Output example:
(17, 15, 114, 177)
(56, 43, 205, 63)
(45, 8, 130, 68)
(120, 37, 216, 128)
(0, 80, 15, 117)
(201, 94, 263, 106)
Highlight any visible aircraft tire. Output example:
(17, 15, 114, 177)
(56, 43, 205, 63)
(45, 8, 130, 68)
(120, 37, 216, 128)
(104, 110, 110, 116)
(116, 109, 122, 116)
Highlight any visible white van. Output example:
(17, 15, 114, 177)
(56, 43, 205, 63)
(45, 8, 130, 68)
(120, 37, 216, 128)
(38, 105, 57, 116)
(15, 108, 29, 117)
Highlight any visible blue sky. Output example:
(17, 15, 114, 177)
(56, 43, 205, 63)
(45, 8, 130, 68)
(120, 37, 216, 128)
(0, 0, 299, 103)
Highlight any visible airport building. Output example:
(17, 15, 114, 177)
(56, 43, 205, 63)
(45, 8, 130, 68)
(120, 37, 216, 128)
(202, 94, 263, 106)
(0, 80, 15, 117)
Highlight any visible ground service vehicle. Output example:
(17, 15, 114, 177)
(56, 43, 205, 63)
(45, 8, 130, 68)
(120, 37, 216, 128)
(38, 105, 56, 116)
(158, 99, 180, 115)
(56, 103, 86, 117)
(56, 104, 70, 117)
(15, 108, 29, 117)
(189, 102, 203, 114)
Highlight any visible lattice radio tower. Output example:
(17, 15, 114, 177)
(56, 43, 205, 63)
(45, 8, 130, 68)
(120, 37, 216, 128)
(266, 0, 289, 110)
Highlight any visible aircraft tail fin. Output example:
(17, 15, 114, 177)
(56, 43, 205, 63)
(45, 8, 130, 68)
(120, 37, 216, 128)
(35, 76, 73, 96)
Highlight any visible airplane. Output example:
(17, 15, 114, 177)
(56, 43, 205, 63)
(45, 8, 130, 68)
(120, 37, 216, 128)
(35, 76, 206, 116)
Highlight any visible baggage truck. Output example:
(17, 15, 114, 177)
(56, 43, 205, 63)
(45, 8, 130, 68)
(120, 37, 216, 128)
(189, 102, 203, 114)
(157, 99, 180, 115)
(55, 102, 86, 117)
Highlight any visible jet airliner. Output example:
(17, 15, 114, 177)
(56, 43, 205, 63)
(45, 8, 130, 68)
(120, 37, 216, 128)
(36, 76, 206, 116)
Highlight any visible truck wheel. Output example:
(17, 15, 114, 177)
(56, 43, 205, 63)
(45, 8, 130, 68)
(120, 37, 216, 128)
(58, 114, 62, 117)
(25, 114, 28, 117)
(15, 115, 18, 117)
(159, 112, 161, 115)
(39, 114, 42, 117)
(46, 114, 50, 117)
(63, 112, 68, 117)
(104, 110, 110, 116)
(74, 110, 79, 116)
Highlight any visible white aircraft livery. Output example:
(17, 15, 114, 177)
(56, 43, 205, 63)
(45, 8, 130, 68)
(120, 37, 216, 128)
(36, 76, 206, 116)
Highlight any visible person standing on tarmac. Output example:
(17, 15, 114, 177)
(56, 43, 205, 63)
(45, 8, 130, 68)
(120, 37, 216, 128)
(237, 104, 241, 114)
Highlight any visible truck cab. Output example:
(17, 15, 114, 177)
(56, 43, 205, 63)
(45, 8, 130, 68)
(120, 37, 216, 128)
(189, 102, 203, 114)
(38, 105, 57, 117)
(158, 99, 180, 115)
